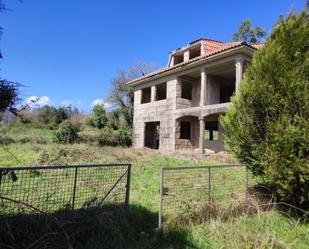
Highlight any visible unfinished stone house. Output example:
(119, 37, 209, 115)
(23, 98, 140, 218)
(127, 38, 259, 154)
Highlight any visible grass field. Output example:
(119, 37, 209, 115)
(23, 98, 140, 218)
(0, 123, 308, 249)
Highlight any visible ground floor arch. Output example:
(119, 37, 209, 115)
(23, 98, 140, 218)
(201, 113, 225, 153)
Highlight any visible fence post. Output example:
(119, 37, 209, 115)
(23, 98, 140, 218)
(208, 167, 211, 221)
(158, 168, 163, 229)
(72, 167, 78, 210)
(124, 164, 131, 212)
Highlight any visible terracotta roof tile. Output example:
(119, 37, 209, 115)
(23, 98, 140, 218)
(127, 40, 260, 85)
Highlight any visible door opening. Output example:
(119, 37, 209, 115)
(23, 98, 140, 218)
(144, 122, 160, 149)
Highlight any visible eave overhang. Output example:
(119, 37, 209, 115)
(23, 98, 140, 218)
(126, 43, 257, 87)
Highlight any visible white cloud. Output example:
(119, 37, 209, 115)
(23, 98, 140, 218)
(24, 96, 51, 108)
(92, 99, 112, 109)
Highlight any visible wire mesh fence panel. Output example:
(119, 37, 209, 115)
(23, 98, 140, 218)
(160, 166, 210, 225)
(0, 164, 131, 216)
(159, 165, 252, 227)
(210, 166, 247, 204)
(73, 165, 129, 209)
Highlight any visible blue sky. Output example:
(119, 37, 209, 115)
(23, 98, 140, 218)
(0, 0, 305, 111)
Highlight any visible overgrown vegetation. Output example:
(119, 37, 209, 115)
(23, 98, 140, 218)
(98, 127, 132, 146)
(39, 105, 70, 129)
(222, 9, 309, 210)
(54, 120, 80, 144)
(0, 125, 308, 248)
(2, 102, 133, 147)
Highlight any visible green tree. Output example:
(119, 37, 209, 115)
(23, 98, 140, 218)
(222, 9, 309, 209)
(55, 107, 69, 123)
(39, 106, 68, 129)
(232, 18, 266, 43)
(92, 104, 108, 129)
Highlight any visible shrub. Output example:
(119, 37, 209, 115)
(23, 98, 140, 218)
(221, 10, 309, 209)
(54, 120, 79, 144)
(117, 128, 132, 146)
(98, 128, 132, 146)
(91, 104, 108, 129)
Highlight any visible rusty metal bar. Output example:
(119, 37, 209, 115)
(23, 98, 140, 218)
(71, 167, 78, 210)
(0, 163, 131, 171)
(162, 164, 245, 171)
(124, 164, 131, 212)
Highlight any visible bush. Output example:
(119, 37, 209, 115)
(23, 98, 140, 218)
(54, 120, 79, 144)
(98, 128, 132, 146)
(91, 104, 108, 129)
(221, 10, 309, 209)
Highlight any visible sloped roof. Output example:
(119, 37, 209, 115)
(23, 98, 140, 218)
(127, 39, 260, 86)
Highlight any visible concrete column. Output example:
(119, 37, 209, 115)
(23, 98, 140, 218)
(200, 67, 207, 106)
(184, 50, 190, 62)
(201, 42, 207, 57)
(151, 85, 156, 102)
(199, 118, 205, 155)
(235, 56, 244, 90)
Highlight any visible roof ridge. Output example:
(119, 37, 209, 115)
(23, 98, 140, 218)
(189, 37, 224, 45)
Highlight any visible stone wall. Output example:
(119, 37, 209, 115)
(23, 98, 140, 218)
(175, 116, 199, 150)
(176, 77, 201, 109)
(132, 78, 178, 151)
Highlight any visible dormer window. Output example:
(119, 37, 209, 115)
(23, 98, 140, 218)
(174, 53, 184, 65)
(189, 46, 201, 60)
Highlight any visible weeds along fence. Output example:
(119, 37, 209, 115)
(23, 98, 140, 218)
(0, 164, 131, 215)
(159, 164, 255, 227)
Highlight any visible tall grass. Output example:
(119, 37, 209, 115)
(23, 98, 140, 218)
(0, 124, 308, 248)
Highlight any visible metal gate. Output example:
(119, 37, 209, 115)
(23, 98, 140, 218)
(0, 163, 131, 215)
(159, 164, 250, 227)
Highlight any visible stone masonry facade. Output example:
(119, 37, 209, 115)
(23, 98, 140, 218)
(127, 38, 259, 154)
